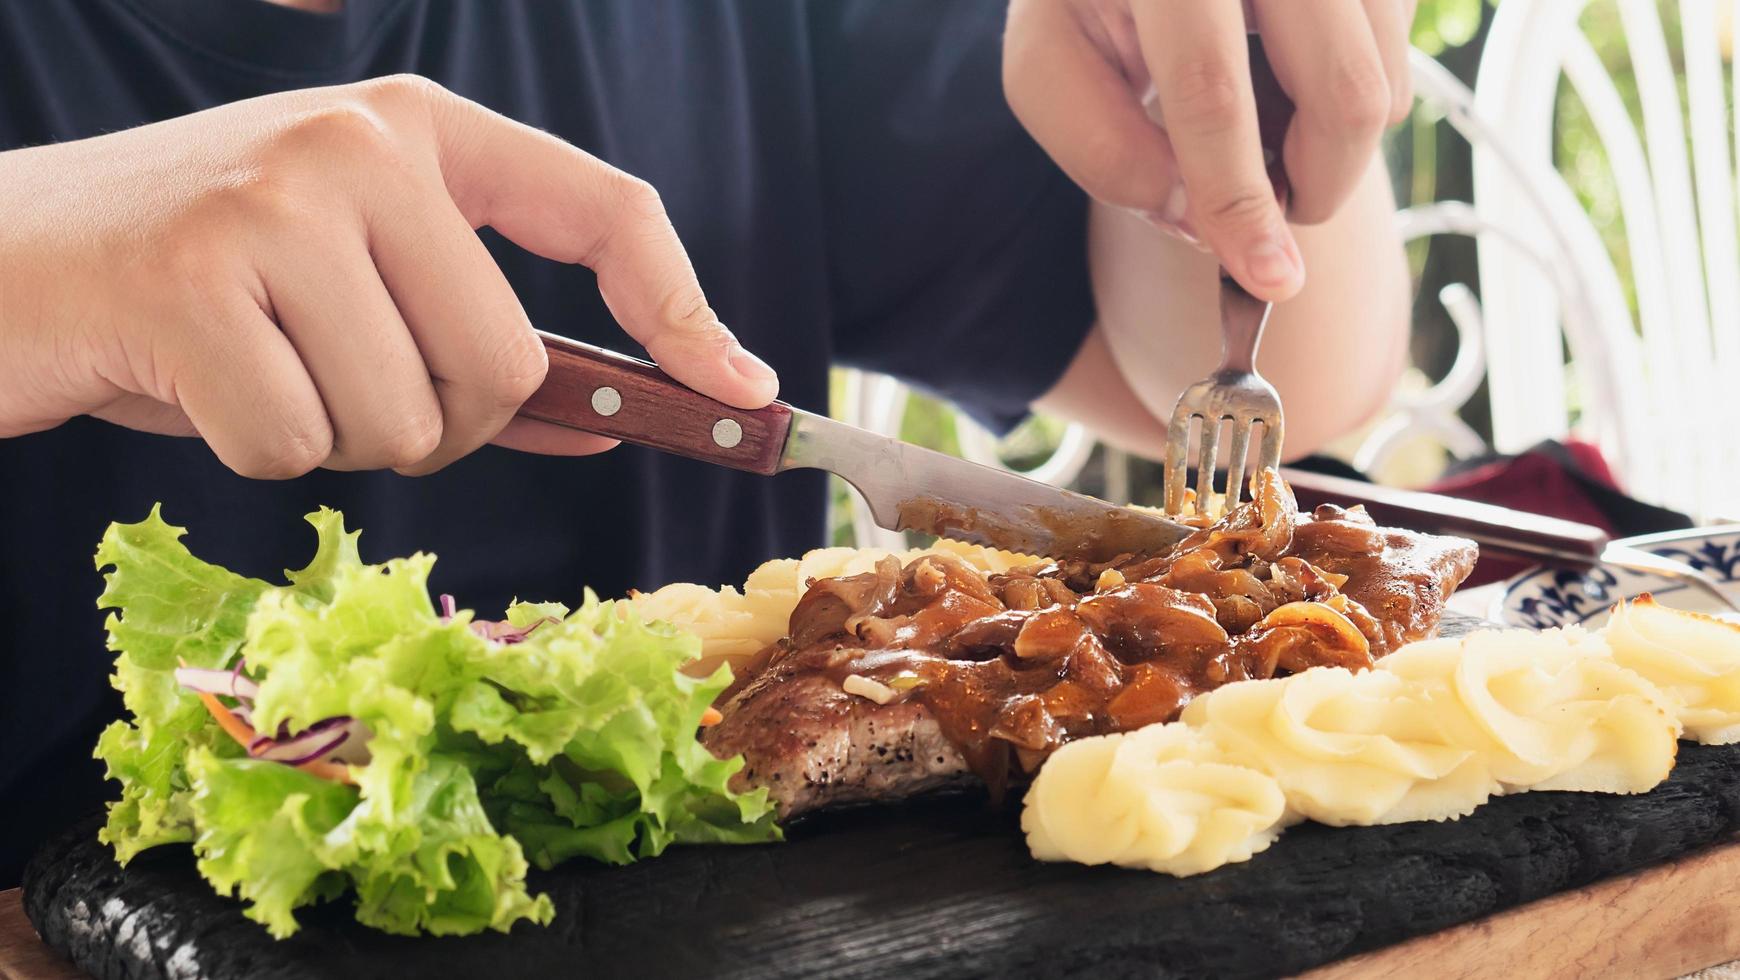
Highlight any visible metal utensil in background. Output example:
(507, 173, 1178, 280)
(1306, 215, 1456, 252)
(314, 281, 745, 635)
(1283, 467, 1740, 614)
(519, 332, 1197, 562)
(1595, 541, 1740, 613)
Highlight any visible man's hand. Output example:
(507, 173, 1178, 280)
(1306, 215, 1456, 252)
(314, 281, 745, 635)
(0, 75, 778, 477)
(1004, 0, 1416, 301)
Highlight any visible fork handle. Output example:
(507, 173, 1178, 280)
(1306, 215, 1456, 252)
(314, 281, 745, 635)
(1217, 277, 1273, 373)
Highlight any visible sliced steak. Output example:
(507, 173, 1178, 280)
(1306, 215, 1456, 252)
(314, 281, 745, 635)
(706, 673, 971, 819)
(703, 471, 1479, 820)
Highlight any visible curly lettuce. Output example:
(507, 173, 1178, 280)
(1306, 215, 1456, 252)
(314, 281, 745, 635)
(93, 506, 777, 938)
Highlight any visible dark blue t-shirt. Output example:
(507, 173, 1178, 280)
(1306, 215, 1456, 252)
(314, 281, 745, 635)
(0, 0, 1093, 882)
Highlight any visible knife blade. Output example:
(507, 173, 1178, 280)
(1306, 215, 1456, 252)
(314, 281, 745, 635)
(521, 332, 1195, 561)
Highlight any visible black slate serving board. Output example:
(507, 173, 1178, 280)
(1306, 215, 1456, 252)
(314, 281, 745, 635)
(26, 614, 1740, 980)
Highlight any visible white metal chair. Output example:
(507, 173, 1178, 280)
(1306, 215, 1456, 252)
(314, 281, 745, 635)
(1461, 0, 1738, 520)
(1310, 5, 1739, 522)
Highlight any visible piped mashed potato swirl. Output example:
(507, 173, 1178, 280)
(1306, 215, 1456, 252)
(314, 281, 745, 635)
(1025, 599, 1735, 877)
(1606, 596, 1740, 744)
(1021, 725, 1286, 875)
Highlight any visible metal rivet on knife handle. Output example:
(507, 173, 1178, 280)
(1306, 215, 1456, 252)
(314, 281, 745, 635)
(591, 386, 622, 417)
(712, 418, 743, 449)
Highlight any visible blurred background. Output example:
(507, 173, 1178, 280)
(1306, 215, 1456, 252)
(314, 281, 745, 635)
(830, 0, 1740, 547)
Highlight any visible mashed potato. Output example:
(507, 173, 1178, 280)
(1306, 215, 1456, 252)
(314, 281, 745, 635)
(1025, 599, 1735, 877)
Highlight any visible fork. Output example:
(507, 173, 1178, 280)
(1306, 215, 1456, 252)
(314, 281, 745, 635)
(1162, 273, 1285, 518)
(1160, 36, 1292, 520)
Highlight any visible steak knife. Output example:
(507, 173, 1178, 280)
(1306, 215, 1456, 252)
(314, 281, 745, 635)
(1282, 468, 1740, 612)
(520, 332, 1196, 562)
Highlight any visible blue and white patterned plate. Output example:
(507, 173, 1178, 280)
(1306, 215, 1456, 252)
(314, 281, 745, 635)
(1495, 526, 1740, 629)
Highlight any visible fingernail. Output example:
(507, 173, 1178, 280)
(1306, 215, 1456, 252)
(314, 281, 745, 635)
(1245, 238, 1302, 291)
(728, 341, 776, 386)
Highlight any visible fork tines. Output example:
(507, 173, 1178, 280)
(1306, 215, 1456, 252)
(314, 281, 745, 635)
(1161, 277, 1285, 520)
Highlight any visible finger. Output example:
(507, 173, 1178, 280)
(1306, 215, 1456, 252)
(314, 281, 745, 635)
(490, 417, 620, 456)
(365, 171, 551, 475)
(1002, 0, 1186, 221)
(171, 297, 334, 480)
(265, 235, 446, 472)
(1362, 0, 1416, 126)
(1254, 0, 1392, 224)
(1131, 1, 1304, 299)
(427, 92, 778, 410)
(89, 395, 197, 437)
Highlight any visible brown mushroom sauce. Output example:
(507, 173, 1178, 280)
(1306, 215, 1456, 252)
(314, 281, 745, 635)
(718, 470, 1478, 799)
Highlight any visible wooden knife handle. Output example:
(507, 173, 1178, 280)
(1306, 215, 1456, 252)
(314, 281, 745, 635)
(1280, 467, 1610, 561)
(520, 331, 793, 475)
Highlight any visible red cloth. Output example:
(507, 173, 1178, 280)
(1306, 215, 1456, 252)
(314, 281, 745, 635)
(1427, 451, 1616, 534)
(1423, 439, 1624, 588)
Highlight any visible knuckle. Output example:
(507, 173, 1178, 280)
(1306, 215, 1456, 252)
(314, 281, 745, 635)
(357, 73, 447, 109)
(588, 173, 670, 261)
(275, 102, 398, 165)
(1324, 61, 1392, 135)
(485, 332, 549, 408)
(613, 174, 667, 220)
(375, 409, 443, 468)
(658, 288, 720, 336)
(243, 421, 332, 479)
(1203, 188, 1276, 233)
(1163, 58, 1244, 129)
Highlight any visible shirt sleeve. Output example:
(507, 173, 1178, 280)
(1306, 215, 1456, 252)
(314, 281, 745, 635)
(809, 0, 1096, 434)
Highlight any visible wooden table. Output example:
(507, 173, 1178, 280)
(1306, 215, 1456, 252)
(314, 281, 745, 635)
(0, 888, 78, 980)
(7, 840, 1740, 980)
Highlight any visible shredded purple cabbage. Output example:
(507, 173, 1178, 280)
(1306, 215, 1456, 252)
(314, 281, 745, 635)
(174, 662, 366, 768)
(438, 592, 555, 645)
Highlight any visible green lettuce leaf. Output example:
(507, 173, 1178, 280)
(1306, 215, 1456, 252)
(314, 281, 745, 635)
(93, 506, 271, 860)
(456, 598, 779, 867)
(342, 752, 552, 936)
(186, 750, 357, 938)
(93, 505, 778, 939)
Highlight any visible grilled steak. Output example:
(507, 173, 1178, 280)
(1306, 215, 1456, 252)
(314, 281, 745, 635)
(703, 471, 1478, 819)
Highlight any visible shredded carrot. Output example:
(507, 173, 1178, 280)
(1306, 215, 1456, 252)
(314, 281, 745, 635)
(297, 759, 358, 786)
(197, 691, 258, 748)
(195, 690, 358, 786)
(699, 706, 723, 727)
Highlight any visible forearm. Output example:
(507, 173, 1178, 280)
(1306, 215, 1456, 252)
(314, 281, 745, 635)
(1039, 155, 1409, 462)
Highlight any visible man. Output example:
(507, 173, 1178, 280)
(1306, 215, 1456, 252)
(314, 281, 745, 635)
(0, 0, 1413, 882)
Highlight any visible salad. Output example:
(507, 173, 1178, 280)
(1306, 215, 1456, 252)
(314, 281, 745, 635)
(93, 506, 779, 938)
